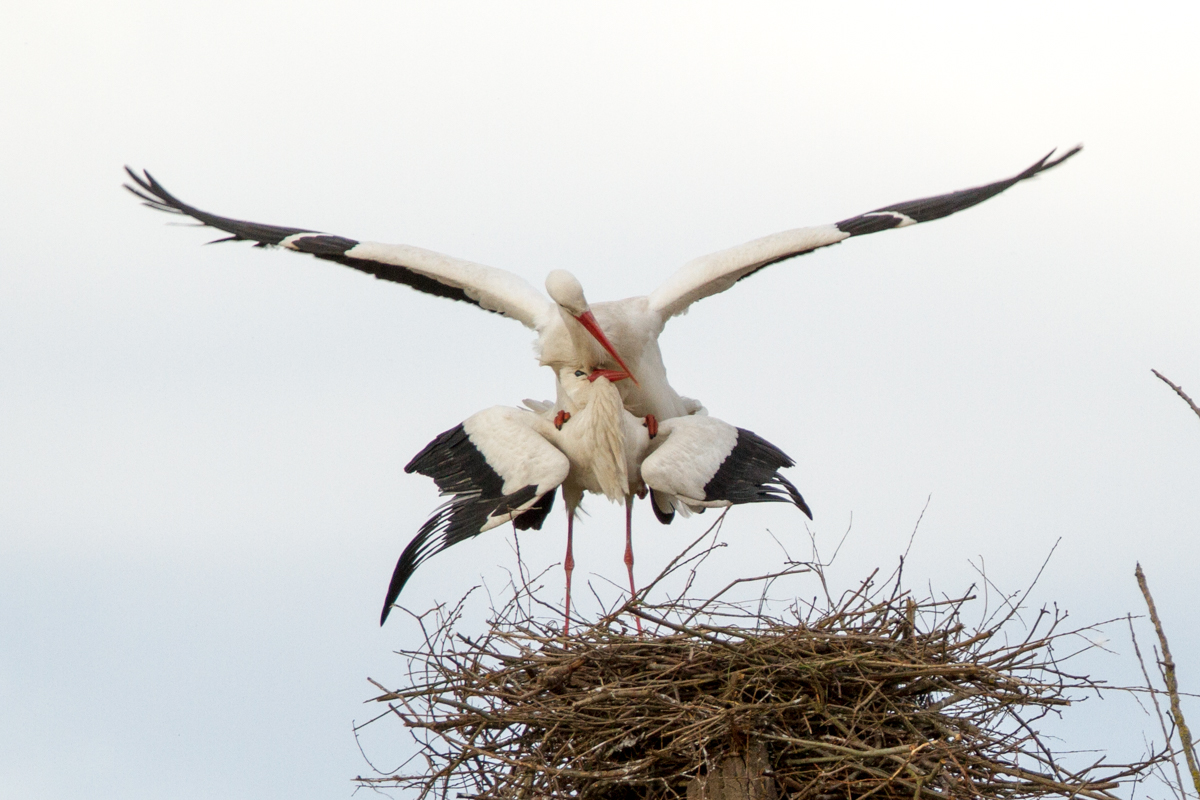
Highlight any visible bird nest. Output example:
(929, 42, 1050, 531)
(357, 532, 1158, 800)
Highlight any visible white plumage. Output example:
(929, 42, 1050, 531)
(125, 146, 1080, 424)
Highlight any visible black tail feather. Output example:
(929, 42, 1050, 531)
(703, 428, 812, 519)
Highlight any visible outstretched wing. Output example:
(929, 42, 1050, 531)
(647, 147, 1082, 320)
(641, 415, 811, 519)
(125, 168, 555, 330)
(381, 407, 569, 624)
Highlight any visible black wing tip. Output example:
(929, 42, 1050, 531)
(1025, 144, 1083, 178)
(123, 166, 170, 204)
(752, 471, 812, 519)
(776, 473, 813, 519)
(1047, 143, 1084, 164)
(649, 489, 675, 525)
(123, 165, 156, 188)
(123, 165, 223, 232)
(122, 165, 321, 248)
(405, 424, 466, 475)
(512, 487, 556, 531)
(123, 166, 490, 309)
(836, 144, 1084, 235)
(703, 428, 811, 513)
(379, 528, 430, 627)
(380, 558, 410, 626)
(378, 485, 542, 626)
(122, 165, 149, 190)
(123, 167, 182, 214)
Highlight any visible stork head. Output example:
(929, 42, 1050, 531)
(545, 270, 638, 385)
(545, 270, 589, 316)
(557, 365, 632, 408)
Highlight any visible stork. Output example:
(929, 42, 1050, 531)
(383, 363, 810, 630)
(124, 146, 1081, 426)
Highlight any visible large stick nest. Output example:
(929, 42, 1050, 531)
(359, 532, 1157, 800)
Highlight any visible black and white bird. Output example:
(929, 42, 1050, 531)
(125, 146, 1081, 426)
(383, 363, 810, 629)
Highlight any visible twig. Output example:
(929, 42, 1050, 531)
(1152, 369, 1200, 423)
(1127, 613, 1185, 797)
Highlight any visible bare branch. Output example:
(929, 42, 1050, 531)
(1136, 563, 1200, 796)
(1152, 369, 1200, 423)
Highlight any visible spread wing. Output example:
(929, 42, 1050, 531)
(647, 147, 1082, 320)
(125, 168, 555, 330)
(381, 407, 569, 624)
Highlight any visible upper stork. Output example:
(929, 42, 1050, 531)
(125, 147, 1080, 422)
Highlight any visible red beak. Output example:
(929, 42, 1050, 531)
(587, 368, 632, 383)
(574, 311, 639, 386)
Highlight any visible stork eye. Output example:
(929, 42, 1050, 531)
(574, 370, 585, 377)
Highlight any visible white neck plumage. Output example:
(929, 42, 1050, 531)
(582, 377, 629, 501)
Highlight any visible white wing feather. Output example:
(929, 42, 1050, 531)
(647, 225, 848, 320)
(338, 242, 554, 330)
(640, 415, 739, 505)
(462, 407, 570, 503)
(647, 148, 1082, 321)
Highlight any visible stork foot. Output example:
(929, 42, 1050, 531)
(554, 410, 571, 430)
(643, 414, 658, 439)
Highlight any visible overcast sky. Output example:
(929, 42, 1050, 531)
(3, 3, 1199, 798)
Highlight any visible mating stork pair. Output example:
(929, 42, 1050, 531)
(125, 145, 1080, 629)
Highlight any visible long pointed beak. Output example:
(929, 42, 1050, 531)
(574, 311, 639, 386)
(587, 368, 632, 383)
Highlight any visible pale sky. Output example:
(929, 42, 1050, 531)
(2, 3, 1198, 798)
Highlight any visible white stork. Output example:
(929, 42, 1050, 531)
(384, 364, 810, 630)
(124, 146, 1081, 427)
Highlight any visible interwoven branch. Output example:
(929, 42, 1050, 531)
(357, 539, 1162, 800)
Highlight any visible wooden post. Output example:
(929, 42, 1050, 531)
(687, 743, 777, 800)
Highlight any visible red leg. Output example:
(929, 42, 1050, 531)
(624, 498, 643, 634)
(563, 508, 575, 635)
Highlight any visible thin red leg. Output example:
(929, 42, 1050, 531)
(563, 508, 575, 636)
(624, 498, 643, 634)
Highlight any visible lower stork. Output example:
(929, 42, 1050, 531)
(380, 365, 810, 631)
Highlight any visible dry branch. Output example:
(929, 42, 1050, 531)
(1136, 563, 1200, 796)
(1152, 369, 1200, 423)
